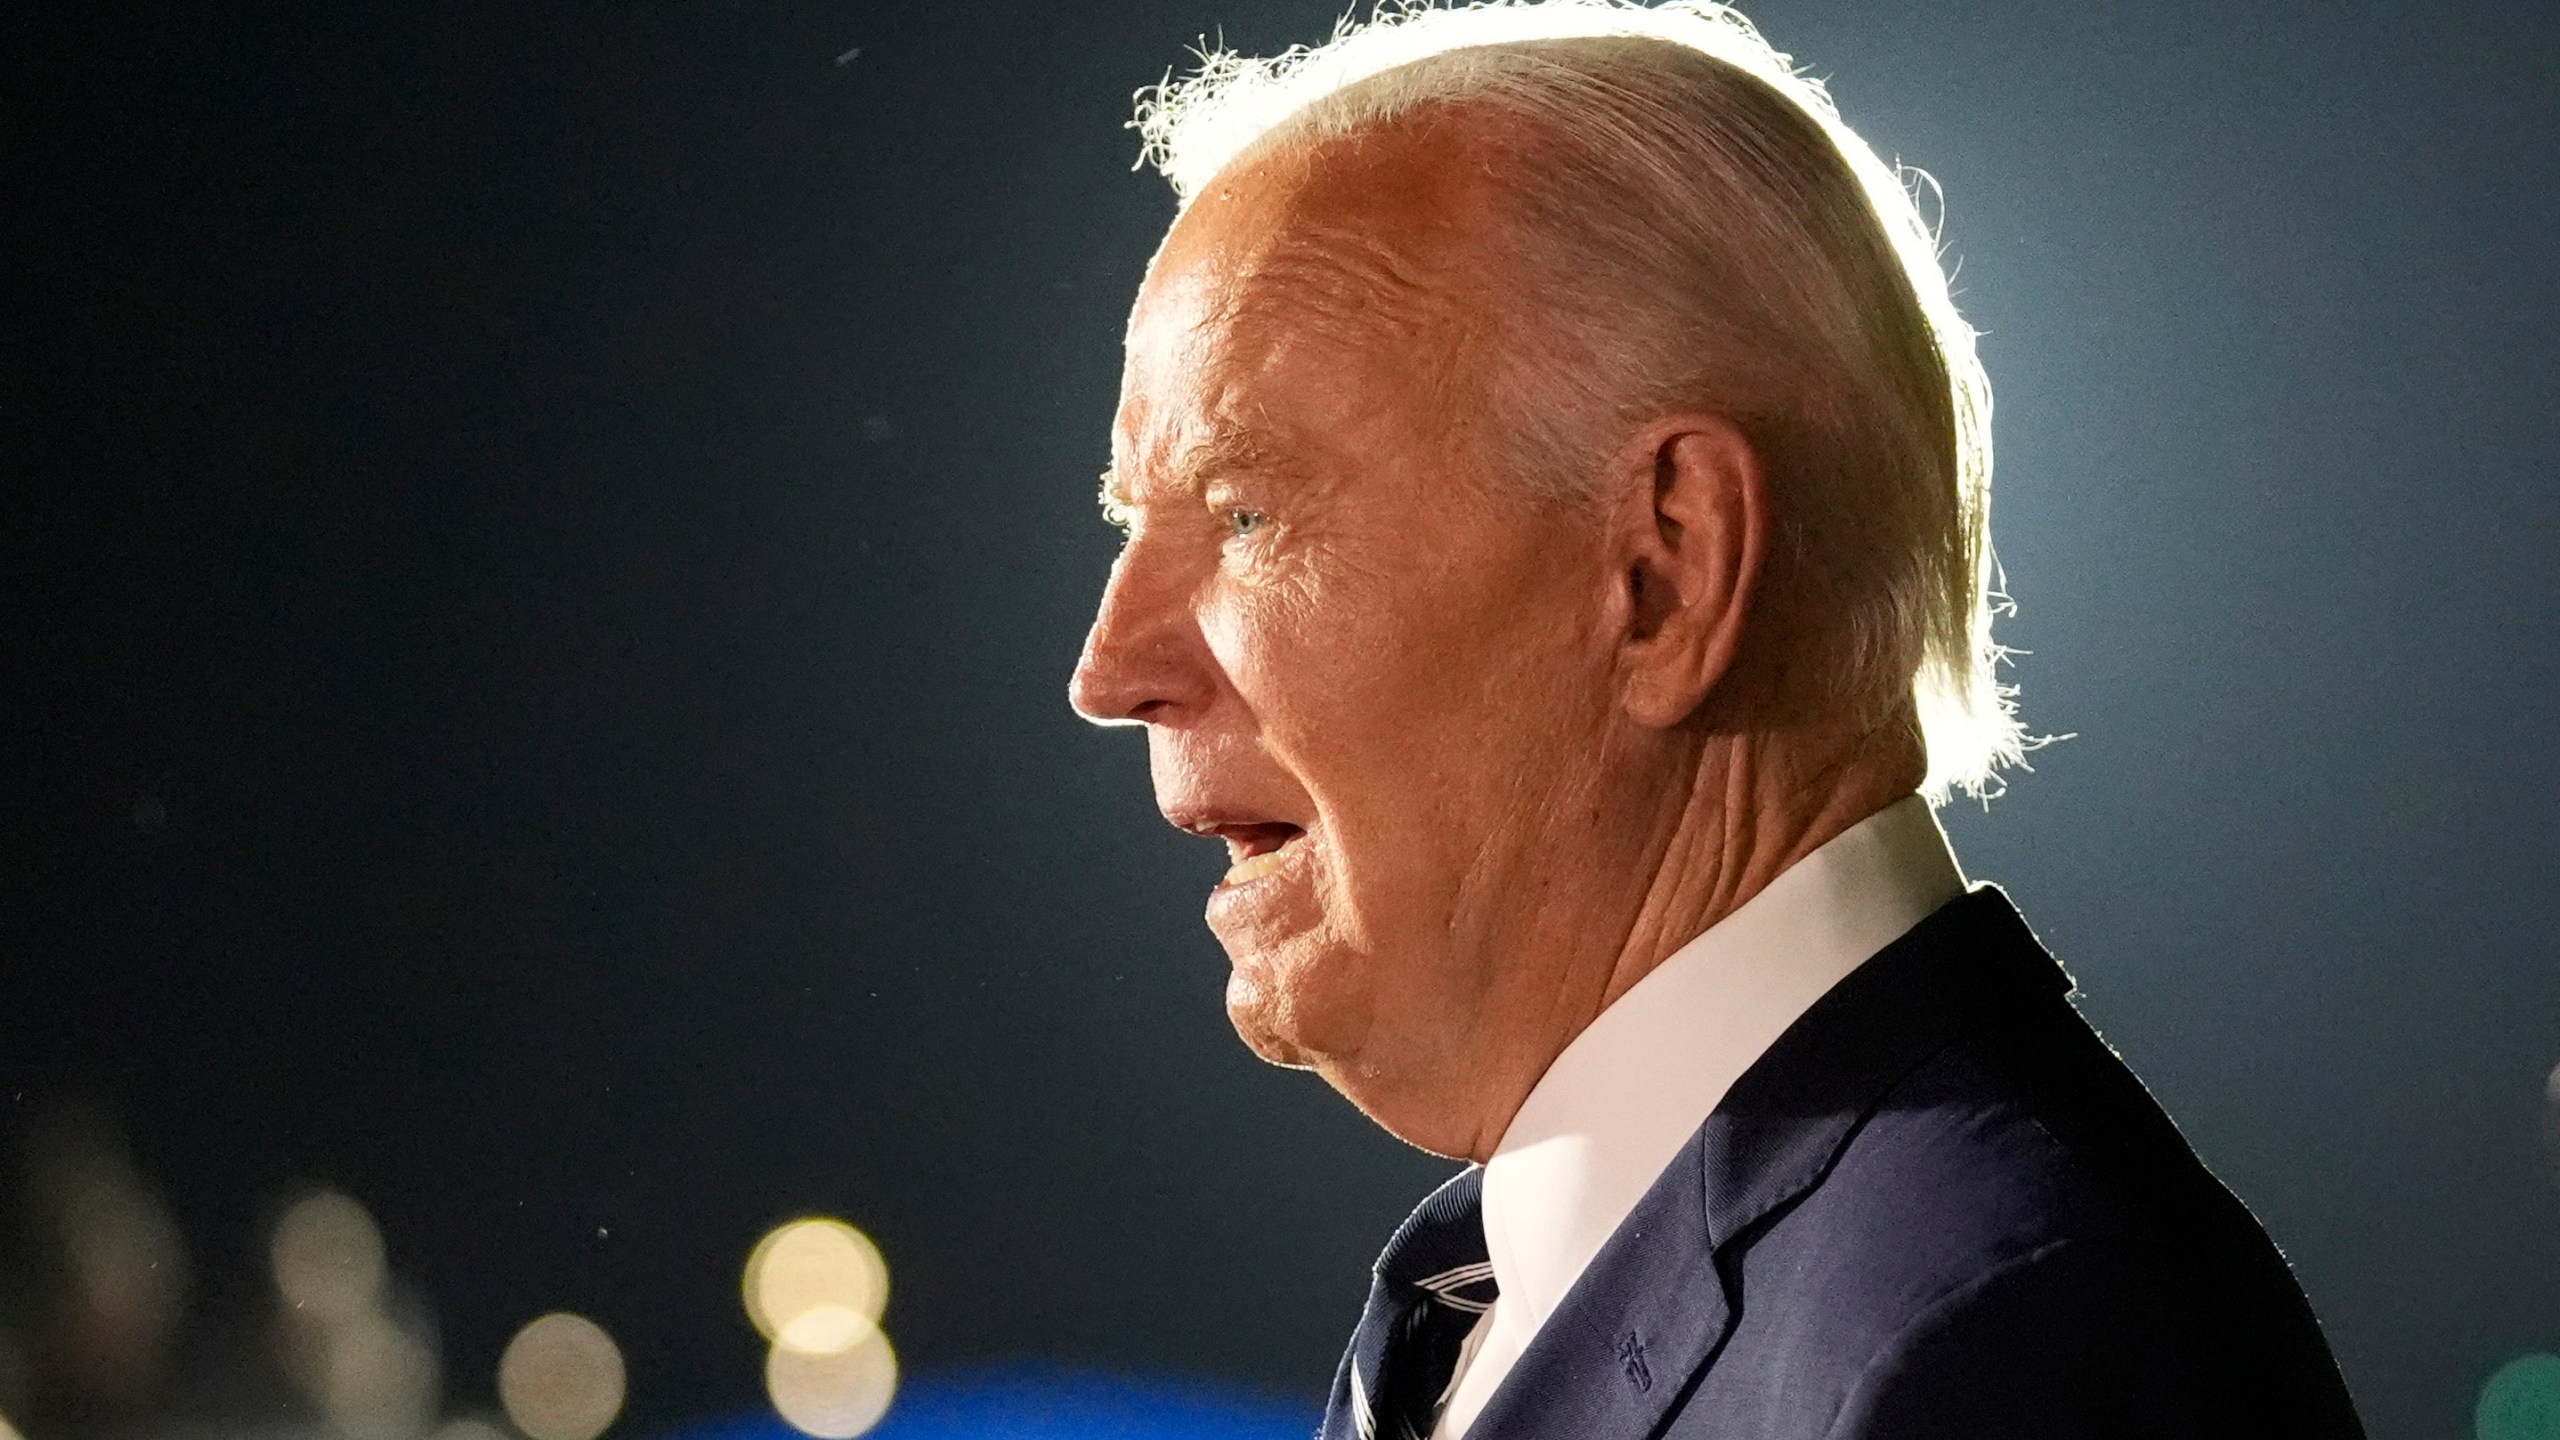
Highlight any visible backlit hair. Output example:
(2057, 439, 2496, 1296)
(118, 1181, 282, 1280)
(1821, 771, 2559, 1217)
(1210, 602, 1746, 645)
(1130, 0, 2026, 800)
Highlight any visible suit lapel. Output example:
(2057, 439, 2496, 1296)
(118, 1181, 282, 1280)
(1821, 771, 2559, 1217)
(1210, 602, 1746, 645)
(1458, 1122, 1729, 1440)
(1462, 886, 2069, 1439)
(1698, 885, 2066, 1244)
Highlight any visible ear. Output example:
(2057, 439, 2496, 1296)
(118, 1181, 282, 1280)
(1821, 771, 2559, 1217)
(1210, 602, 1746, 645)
(1608, 414, 1767, 729)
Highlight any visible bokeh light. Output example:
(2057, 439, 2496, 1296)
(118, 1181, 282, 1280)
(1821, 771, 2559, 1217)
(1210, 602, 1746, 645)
(2480, 1354, 2560, 1440)
(745, 1219, 890, 1353)
(766, 1328, 899, 1439)
(28, 1104, 191, 1404)
(427, 1418, 512, 1440)
(499, 1312, 627, 1440)
(2546, 1064, 2560, 1187)
(274, 1190, 389, 1321)
(307, 1309, 439, 1440)
(271, 1189, 438, 1440)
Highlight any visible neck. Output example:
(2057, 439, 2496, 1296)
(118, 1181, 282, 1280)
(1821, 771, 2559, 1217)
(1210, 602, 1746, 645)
(1445, 713, 1925, 1163)
(1606, 715, 1926, 1012)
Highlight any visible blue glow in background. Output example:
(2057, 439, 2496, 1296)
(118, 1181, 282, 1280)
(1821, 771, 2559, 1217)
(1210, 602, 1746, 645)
(671, 1370, 1313, 1440)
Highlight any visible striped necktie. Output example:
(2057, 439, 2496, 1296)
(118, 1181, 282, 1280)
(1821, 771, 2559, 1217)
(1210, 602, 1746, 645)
(1322, 1167, 1500, 1440)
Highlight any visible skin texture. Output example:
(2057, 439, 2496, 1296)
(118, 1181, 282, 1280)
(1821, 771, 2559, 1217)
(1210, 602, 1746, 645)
(1069, 114, 1925, 1161)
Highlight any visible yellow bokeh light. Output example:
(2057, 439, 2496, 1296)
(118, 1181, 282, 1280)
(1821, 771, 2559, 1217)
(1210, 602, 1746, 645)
(498, 1312, 626, 1440)
(744, 1219, 889, 1353)
(273, 1190, 388, 1321)
(766, 1327, 898, 1439)
(311, 1309, 439, 1440)
(270, 1188, 437, 1440)
(778, 1304, 871, 1355)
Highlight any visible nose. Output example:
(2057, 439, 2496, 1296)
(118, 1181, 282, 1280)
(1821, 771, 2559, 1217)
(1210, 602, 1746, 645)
(1068, 537, 1216, 726)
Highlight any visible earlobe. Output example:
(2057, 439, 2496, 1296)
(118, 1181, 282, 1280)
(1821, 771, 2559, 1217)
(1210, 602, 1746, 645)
(1614, 416, 1766, 730)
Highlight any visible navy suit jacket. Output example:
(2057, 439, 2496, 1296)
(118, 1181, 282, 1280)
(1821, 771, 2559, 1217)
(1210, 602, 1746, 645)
(1448, 885, 2364, 1437)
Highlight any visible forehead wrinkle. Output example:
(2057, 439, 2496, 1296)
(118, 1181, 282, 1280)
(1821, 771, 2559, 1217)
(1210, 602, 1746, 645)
(1122, 278, 1427, 509)
(1193, 233, 1489, 476)
(1120, 117, 1528, 508)
(1230, 225, 1459, 347)
(1244, 107, 1532, 353)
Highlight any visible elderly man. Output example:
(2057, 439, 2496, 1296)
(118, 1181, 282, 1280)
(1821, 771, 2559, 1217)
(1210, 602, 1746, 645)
(1070, 3, 2362, 1436)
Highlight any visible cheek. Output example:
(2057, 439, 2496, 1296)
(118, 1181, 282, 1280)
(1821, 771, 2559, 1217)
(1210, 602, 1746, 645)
(1225, 569, 1591, 776)
(1222, 573, 1582, 886)
(1209, 577, 1443, 786)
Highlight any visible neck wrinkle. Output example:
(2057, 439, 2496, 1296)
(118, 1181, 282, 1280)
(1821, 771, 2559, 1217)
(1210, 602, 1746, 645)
(1600, 718, 1919, 1015)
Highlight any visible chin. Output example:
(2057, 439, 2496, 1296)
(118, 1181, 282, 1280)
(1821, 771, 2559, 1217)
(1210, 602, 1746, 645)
(1224, 954, 1480, 1157)
(1221, 938, 1367, 1072)
(1228, 1010, 1318, 1069)
(1223, 965, 1319, 1069)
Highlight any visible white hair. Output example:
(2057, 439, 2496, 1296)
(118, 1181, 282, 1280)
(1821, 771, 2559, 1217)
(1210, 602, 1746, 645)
(1128, 0, 2027, 801)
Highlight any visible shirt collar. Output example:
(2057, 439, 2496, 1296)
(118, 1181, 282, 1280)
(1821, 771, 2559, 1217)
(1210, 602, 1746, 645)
(1476, 794, 1967, 1348)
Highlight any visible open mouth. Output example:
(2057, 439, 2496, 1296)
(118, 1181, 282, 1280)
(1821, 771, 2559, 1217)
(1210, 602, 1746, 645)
(1214, 822, 1305, 888)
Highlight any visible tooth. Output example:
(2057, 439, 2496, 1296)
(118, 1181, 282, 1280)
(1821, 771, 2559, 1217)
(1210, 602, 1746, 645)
(1223, 850, 1287, 886)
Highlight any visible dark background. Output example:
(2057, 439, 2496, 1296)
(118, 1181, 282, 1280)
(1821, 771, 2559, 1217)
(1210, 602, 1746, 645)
(7, 1, 2556, 1435)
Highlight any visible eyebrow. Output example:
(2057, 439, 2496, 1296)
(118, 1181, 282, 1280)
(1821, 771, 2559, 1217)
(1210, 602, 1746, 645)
(1101, 421, 1278, 511)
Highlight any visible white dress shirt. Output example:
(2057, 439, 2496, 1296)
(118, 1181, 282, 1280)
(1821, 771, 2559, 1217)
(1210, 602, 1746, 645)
(1431, 795, 1967, 1438)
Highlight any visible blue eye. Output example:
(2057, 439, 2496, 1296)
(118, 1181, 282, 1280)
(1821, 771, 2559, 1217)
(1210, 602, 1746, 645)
(1227, 509, 1268, 538)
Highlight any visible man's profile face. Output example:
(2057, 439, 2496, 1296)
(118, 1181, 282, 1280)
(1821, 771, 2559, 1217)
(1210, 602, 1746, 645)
(1069, 129, 1629, 1130)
